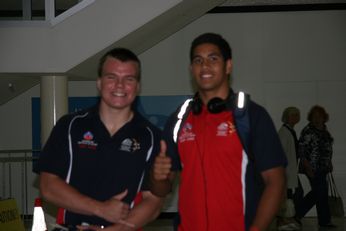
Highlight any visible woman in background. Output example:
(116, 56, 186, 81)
(295, 105, 335, 228)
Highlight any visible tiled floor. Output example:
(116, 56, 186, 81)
(296, 217, 345, 231)
(25, 217, 345, 230)
(144, 217, 345, 231)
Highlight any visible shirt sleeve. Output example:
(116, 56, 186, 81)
(250, 104, 287, 172)
(141, 126, 162, 191)
(37, 115, 71, 180)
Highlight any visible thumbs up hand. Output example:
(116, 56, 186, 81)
(153, 140, 172, 181)
(97, 190, 130, 224)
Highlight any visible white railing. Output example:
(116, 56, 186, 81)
(0, 150, 40, 216)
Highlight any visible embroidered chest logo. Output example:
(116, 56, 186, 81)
(217, 121, 236, 136)
(120, 138, 141, 152)
(179, 123, 196, 143)
(78, 131, 98, 150)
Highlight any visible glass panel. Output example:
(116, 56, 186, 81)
(0, 0, 23, 20)
(55, 0, 80, 17)
(32, 0, 45, 20)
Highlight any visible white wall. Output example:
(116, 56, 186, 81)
(1, 9, 345, 216)
(139, 9, 346, 216)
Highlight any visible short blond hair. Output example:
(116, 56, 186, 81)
(281, 107, 300, 123)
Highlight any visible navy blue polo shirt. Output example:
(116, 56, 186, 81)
(38, 105, 161, 226)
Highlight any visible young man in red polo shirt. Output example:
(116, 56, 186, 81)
(150, 33, 287, 231)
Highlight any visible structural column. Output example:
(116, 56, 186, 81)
(40, 75, 68, 146)
(39, 75, 68, 224)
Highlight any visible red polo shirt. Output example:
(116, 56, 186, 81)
(177, 107, 246, 231)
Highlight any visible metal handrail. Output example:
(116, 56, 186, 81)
(0, 156, 38, 162)
(0, 149, 40, 216)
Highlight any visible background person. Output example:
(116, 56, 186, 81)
(295, 105, 335, 228)
(277, 107, 302, 231)
(38, 48, 164, 230)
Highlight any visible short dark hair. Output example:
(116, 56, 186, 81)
(190, 33, 232, 63)
(97, 47, 141, 81)
(307, 105, 329, 123)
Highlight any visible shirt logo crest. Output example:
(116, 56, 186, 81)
(217, 121, 236, 136)
(120, 138, 141, 152)
(78, 131, 98, 150)
(84, 131, 93, 140)
(179, 123, 196, 143)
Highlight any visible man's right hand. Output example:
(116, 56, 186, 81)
(97, 189, 130, 224)
(152, 140, 172, 181)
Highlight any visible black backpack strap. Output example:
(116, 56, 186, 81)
(232, 91, 253, 160)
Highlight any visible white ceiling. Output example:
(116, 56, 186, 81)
(2, 0, 344, 9)
(0, 0, 345, 105)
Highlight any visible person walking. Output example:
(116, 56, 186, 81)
(296, 105, 336, 228)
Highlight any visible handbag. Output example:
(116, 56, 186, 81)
(328, 173, 345, 217)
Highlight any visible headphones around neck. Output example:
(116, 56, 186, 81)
(191, 91, 247, 115)
(191, 93, 232, 115)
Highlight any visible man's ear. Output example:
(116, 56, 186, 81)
(96, 77, 101, 91)
(226, 59, 232, 75)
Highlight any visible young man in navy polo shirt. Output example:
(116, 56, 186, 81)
(39, 48, 164, 230)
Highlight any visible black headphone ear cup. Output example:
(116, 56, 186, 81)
(192, 97, 203, 115)
(207, 97, 227, 114)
